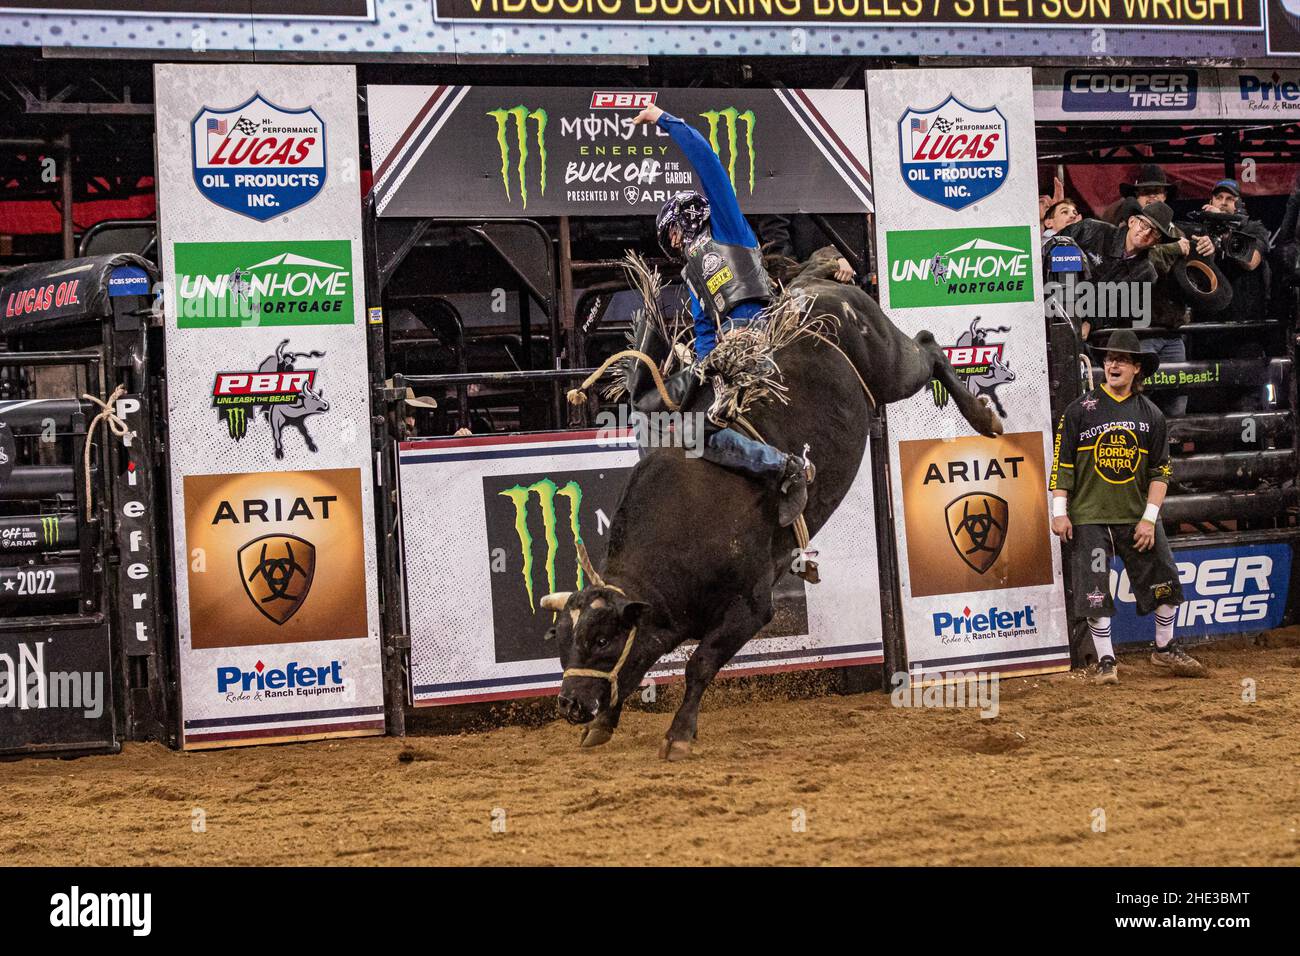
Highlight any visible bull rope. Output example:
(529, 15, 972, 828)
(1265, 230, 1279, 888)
(566, 349, 680, 412)
(81, 384, 130, 515)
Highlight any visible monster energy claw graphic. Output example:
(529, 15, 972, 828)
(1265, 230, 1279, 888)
(499, 478, 584, 612)
(42, 515, 59, 547)
(488, 106, 548, 209)
(700, 108, 756, 195)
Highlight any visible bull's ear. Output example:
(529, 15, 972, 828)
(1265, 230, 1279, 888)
(618, 599, 650, 627)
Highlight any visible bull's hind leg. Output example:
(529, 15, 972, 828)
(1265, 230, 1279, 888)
(921, 331, 1004, 437)
(660, 592, 772, 761)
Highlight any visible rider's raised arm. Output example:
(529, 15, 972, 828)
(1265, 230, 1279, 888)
(656, 111, 757, 247)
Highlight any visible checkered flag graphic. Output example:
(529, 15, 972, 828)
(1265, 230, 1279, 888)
(233, 116, 258, 136)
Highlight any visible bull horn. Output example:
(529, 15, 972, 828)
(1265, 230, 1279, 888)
(540, 592, 572, 611)
(575, 540, 605, 589)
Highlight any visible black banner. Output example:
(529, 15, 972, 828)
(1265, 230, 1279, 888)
(0, 254, 155, 337)
(0, 514, 77, 556)
(0, 1, 372, 17)
(370, 86, 872, 218)
(0, 624, 117, 756)
(433, 0, 1261, 29)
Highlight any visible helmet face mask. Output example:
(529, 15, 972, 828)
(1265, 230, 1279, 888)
(657, 191, 710, 261)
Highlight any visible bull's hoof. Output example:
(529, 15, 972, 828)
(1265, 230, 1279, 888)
(977, 397, 1005, 437)
(658, 737, 692, 761)
(579, 726, 613, 748)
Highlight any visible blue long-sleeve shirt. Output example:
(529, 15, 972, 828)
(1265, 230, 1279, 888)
(657, 111, 764, 359)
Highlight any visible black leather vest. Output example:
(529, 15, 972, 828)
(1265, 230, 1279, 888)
(681, 229, 771, 326)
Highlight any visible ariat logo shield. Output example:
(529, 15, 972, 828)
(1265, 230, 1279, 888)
(700, 108, 756, 195)
(498, 478, 585, 613)
(487, 106, 549, 209)
(238, 533, 316, 625)
(1093, 428, 1141, 484)
(945, 492, 1008, 575)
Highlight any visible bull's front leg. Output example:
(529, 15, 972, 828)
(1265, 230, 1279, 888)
(660, 594, 770, 762)
(579, 699, 626, 749)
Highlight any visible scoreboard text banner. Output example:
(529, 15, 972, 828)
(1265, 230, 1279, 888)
(155, 64, 385, 750)
(867, 66, 1069, 683)
(432, 0, 1262, 30)
(398, 430, 883, 706)
(367, 85, 872, 217)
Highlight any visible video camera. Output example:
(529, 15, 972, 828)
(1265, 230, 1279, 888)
(1183, 208, 1256, 268)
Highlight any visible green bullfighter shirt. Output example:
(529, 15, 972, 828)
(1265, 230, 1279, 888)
(1049, 384, 1173, 525)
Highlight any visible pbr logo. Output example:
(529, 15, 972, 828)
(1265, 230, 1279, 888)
(238, 532, 316, 625)
(931, 317, 1016, 419)
(211, 339, 330, 459)
(899, 95, 1008, 211)
(945, 492, 1009, 575)
(191, 93, 326, 221)
(591, 91, 656, 110)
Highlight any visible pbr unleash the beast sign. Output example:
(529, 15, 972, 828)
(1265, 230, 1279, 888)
(869, 67, 1068, 683)
(155, 64, 384, 749)
(367, 86, 872, 218)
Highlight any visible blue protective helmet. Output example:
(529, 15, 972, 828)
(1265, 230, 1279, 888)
(656, 191, 710, 261)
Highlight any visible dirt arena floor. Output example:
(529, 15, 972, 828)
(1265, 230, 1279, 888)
(4, 630, 1300, 866)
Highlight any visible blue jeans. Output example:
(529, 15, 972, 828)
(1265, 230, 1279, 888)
(702, 427, 788, 480)
(1144, 335, 1186, 417)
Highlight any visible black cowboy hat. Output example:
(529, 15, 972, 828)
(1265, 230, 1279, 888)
(1119, 163, 1178, 199)
(1129, 200, 1178, 240)
(1172, 252, 1234, 313)
(1092, 328, 1160, 378)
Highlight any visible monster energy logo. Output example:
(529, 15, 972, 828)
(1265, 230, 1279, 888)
(499, 478, 584, 613)
(700, 108, 756, 195)
(41, 516, 59, 547)
(227, 406, 248, 441)
(487, 106, 549, 209)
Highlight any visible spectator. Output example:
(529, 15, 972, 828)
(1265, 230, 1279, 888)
(1043, 198, 1082, 238)
(1102, 164, 1177, 224)
(1183, 179, 1271, 325)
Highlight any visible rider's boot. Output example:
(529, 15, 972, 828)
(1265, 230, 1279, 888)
(777, 449, 816, 528)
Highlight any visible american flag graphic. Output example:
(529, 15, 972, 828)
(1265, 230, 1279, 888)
(911, 118, 927, 134)
(207, 117, 227, 135)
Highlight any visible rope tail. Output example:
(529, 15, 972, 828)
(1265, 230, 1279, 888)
(567, 349, 681, 412)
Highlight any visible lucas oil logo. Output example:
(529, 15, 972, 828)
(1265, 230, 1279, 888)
(899, 95, 1008, 211)
(192, 93, 326, 221)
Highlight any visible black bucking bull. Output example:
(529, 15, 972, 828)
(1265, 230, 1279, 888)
(544, 272, 1003, 760)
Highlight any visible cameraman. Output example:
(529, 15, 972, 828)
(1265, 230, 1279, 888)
(1182, 179, 1271, 325)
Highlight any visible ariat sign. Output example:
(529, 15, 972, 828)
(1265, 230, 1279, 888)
(173, 240, 354, 328)
(1112, 544, 1292, 641)
(886, 226, 1033, 308)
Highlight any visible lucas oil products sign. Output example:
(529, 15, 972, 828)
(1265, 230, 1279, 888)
(155, 64, 383, 749)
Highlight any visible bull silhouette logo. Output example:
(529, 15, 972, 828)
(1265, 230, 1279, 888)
(487, 106, 549, 209)
(945, 492, 1008, 575)
(932, 316, 1016, 418)
(238, 533, 316, 625)
(498, 478, 586, 613)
